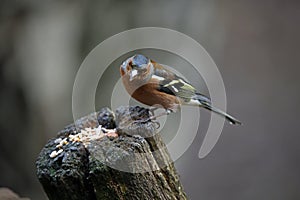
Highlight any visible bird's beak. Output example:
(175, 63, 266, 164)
(129, 69, 138, 81)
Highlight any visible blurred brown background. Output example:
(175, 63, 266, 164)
(1, 0, 300, 199)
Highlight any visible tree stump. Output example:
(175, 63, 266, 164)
(36, 106, 187, 200)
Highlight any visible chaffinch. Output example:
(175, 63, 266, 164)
(120, 54, 241, 125)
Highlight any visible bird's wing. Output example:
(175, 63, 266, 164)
(152, 62, 197, 102)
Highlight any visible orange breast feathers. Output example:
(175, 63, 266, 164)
(121, 73, 180, 111)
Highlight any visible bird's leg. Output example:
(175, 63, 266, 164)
(148, 104, 175, 117)
(132, 104, 178, 128)
(148, 109, 172, 121)
(148, 103, 178, 121)
(132, 109, 171, 129)
(133, 109, 171, 126)
(148, 107, 159, 116)
(129, 106, 158, 118)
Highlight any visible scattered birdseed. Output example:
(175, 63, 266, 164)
(54, 138, 62, 144)
(50, 150, 59, 158)
(106, 132, 118, 138)
(57, 149, 63, 154)
(49, 125, 118, 158)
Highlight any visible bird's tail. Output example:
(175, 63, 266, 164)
(192, 93, 242, 125)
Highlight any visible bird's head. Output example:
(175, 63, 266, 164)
(120, 54, 153, 81)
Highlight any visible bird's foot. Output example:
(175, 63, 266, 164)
(129, 107, 171, 130)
